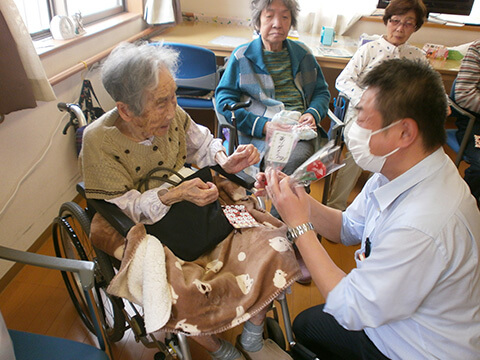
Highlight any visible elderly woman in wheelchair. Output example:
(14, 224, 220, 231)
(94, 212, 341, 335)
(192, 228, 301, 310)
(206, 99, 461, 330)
(79, 42, 301, 360)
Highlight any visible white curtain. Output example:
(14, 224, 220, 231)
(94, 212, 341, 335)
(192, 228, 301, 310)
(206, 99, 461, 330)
(297, 0, 378, 35)
(144, 0, 182, 25)
(0, 0, 55, 103)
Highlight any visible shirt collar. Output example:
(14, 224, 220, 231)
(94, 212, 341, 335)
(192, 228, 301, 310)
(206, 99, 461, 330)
(379, 35, 409, 51)
(371, 147, 447, 212)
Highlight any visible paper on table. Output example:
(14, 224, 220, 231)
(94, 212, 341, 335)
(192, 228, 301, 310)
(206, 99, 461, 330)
(209, 35, 250, 48)
(316, 46, 353, 58)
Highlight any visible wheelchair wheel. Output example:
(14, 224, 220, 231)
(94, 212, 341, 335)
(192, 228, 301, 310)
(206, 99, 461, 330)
(52, 201, 125, 342)
(265, 317, 286, 351)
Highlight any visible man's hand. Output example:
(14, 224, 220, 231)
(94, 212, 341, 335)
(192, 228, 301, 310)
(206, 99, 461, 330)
(265, 168, 311, 228)
(159, 178, 219, 206)
(220, 144, 260, 174)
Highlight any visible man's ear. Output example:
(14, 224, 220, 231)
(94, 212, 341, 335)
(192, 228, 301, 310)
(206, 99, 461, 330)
(398, 118, 418, 148)
(117, 102, 134, 122)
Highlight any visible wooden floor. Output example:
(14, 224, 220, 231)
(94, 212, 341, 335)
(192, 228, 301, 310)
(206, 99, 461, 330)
(0, 144, 464, 360)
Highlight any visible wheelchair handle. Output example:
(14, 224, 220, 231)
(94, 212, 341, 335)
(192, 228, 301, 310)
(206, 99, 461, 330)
(58, 102, 88, 129)
(221, 100, 251, 153)
(222, 99, 252, 112)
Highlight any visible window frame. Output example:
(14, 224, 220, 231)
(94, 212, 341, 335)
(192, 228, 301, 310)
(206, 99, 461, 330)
(15, 0, 126, 40)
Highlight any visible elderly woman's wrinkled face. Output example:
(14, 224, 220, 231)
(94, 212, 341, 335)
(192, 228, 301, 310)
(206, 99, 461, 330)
(132, 67, 177, 138)
(259, 0, 292, 52)
(385, 10, 417, 46)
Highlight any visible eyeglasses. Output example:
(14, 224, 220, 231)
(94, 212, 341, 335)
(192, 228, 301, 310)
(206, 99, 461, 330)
(388, 18, 416, 30)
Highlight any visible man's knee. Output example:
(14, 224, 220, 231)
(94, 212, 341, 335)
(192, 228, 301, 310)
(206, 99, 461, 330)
(292, 309, 308, 338)
(292, 304, 325, 340)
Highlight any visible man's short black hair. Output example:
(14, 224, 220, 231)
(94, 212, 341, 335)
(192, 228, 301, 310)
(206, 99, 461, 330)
(361, 59, 447, 151)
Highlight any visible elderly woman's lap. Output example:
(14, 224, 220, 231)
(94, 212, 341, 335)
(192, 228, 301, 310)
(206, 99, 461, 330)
(281, 138, 316, 175)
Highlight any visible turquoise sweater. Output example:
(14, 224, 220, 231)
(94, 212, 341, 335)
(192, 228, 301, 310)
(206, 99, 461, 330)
(215, 36, 330, 138)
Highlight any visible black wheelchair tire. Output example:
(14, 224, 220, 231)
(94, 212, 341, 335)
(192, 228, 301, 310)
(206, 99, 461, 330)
(52, 201, 125, 342)
(265, 316, 287, 351)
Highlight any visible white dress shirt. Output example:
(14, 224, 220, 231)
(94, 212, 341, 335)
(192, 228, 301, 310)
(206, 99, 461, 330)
(325, 148, 480, 360)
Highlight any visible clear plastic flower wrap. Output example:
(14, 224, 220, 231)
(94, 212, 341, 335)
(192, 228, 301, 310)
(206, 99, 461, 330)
(264, 111, 316, 171)
(289, 140, 345, 186)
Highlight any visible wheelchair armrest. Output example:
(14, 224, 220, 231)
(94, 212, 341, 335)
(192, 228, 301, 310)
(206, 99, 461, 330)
(76, 182, 135, 237)
(327, 109, 344, 129)
(448, 97, 477, 122)
(76, 182, 87, 199)
(211, 165, 256, 190)
(0, 245, 95, 291)
(88, 199, 135, 238)
(326, 109, 345, 146)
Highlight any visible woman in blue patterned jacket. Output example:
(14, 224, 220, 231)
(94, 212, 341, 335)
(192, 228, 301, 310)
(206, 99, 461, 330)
(215, 0, 330, 179)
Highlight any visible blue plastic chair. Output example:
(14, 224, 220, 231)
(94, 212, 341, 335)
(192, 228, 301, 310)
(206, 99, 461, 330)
(8, 330, 110, 360)
(447, 82, 477, 168)
(160, 42, 219, 110)
(0, 245, 110, 360)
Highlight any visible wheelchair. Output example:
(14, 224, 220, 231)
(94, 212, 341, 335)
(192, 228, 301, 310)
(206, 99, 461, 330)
(53, 103, 321, 360)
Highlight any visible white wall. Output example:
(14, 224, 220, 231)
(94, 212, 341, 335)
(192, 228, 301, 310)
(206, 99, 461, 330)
(180, 0, 479, 47)
(0, 16, 146, 280)
(180, 0, 251, 20)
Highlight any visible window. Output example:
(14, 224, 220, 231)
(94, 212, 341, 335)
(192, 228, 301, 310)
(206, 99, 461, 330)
(13, 0, 125, 38)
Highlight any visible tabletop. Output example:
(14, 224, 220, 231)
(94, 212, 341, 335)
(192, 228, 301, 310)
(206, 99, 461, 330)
(151, 20, 461, 83)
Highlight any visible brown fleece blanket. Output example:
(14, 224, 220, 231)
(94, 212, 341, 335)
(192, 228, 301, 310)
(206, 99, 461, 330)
(92, 177, 301, 335)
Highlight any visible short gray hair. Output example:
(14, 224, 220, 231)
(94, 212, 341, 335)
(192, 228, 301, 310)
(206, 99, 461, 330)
(250, 0, 300, 31)
(101, 42, 179, 116)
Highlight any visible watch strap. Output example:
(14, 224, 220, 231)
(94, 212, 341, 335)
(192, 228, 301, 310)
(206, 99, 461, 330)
(287, 222, 315, 243)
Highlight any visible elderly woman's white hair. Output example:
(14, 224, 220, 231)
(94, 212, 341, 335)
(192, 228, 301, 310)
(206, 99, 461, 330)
(101, 41, 179, 116)
(250, 0, 300, 31)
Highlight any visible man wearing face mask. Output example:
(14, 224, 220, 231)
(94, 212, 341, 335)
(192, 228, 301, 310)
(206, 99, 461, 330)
(257, 59, 480, 359)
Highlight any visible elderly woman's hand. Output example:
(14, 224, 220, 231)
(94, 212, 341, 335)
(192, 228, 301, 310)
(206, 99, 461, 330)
(299, 113, 317, 131)
(265, 168, 311, 228)
(221, 144, 260, 174)
(159, 178, 219, 206)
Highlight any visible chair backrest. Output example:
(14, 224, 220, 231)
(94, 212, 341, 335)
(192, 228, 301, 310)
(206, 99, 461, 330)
(161, 42, 218, 93)
(448, 79, 478, 167)
(333, 93, 350, 122)
(321, 109, 346, 206)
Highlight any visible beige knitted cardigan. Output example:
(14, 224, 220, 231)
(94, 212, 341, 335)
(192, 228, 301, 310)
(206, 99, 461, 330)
(80, 106, 191, 200)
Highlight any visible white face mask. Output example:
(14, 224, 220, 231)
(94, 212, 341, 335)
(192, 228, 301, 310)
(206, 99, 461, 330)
(346, 120, 401, 173)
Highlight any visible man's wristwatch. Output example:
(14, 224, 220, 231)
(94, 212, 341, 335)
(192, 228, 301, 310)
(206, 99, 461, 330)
(286, 222, 315, 243)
